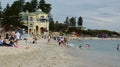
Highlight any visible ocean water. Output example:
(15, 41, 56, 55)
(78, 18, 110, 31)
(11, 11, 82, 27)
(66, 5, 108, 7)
(67, 39, 120, 67)
(68, 39, 120, 55)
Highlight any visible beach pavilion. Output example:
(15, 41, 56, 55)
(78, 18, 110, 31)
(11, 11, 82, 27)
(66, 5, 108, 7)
(19, 9, 49, 35)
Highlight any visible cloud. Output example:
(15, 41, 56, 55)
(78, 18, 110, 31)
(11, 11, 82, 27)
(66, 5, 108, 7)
(1, 0, 120, 32)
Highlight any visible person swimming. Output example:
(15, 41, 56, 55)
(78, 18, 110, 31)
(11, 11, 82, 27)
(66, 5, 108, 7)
(79, 45, 82, 48)
(86, 44, 90, 48)
(117, 44, 119, 51)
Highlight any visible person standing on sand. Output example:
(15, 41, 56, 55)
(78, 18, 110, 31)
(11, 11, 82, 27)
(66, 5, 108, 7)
(64, 37, 68, 46)
(47, 35, 51, 43)
(60, 37, 64, 46)
(15, 31, 21, 45)
(57, 37, 61, 46)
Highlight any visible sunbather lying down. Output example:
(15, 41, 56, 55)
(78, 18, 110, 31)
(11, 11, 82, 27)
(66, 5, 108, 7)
(0, 38, 15, 47)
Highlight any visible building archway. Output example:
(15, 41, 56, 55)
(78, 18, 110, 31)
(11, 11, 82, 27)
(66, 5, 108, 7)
(36, 25, 39, 35)
(40, 27, 44, 35)
(29, 29, 32, 34)
(19, 26, 28, 33)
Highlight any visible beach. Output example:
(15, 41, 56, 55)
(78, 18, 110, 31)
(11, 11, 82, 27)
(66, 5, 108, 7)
(0, 37, 81, 67)
(0, 36, 120, 67)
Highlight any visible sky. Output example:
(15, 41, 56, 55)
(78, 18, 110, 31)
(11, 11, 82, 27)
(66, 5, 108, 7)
(1, 0, 120, 32)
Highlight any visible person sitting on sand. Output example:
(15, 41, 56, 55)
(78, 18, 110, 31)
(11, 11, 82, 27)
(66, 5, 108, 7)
(5, 32, 10, 39)
(60, 37, 64, 46)
(3, 38, 14, 46)
(10, 29, 16, 41)
(9, 40, 15, 46)
(32, 36, 38, 44)
(0, 35, 3, 46)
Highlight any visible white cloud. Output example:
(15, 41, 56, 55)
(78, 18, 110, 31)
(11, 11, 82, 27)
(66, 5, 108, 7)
(41, 0, 120, 32)
(1, 0, 120, 32)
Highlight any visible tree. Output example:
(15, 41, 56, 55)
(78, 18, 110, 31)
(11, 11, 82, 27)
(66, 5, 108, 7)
(64, 16, 70, 32)
(49, 20, 55, 31)
(64, 16, 69, 26)
(38, 0, 45, 9)
(19, 0, 25, 12)
(2, 4, 11, 25)
(31, 0, 38, 12)
(53, 22, 67, 32)
(24, 2, 33, 12)
(69, 17, 76, 27)
(48, 13, 54, 23)
(0, 1, 3, 26)
(2, 0, 24, 27)
(78, 16, 83, 26)
(1, 0, 53, 31)
(38, 0, 52, 13)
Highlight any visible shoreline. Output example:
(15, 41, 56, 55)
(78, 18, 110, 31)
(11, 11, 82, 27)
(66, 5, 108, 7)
(68, 36, 120, 40)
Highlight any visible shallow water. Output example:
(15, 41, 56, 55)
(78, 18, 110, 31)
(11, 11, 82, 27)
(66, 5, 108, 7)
(68, 39, 120, 55)
(67, 39, 120, 67)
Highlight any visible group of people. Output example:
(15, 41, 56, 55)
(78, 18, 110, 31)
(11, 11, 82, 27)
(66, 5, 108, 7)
(54, 36, 68, 46)
(79, 44, 90, 48)
(79, 43, 120, 51)
(0, 30, 21, 47)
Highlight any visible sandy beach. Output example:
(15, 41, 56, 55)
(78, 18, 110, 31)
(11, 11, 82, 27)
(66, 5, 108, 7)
(0, 36, 120, 67)
(0, 37, 81, 67)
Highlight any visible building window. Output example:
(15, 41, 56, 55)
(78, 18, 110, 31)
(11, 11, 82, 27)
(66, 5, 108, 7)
(40, 19, 45, 22)
(30, 17, 33, 21)
(40, 16, 46, 22)
(40, 16, 44, 19)
(29, 24, 33, 27)
(22, 17, 28, 21)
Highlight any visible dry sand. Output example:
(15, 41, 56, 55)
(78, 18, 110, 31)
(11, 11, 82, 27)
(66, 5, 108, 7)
(0, 37, 81, 67)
